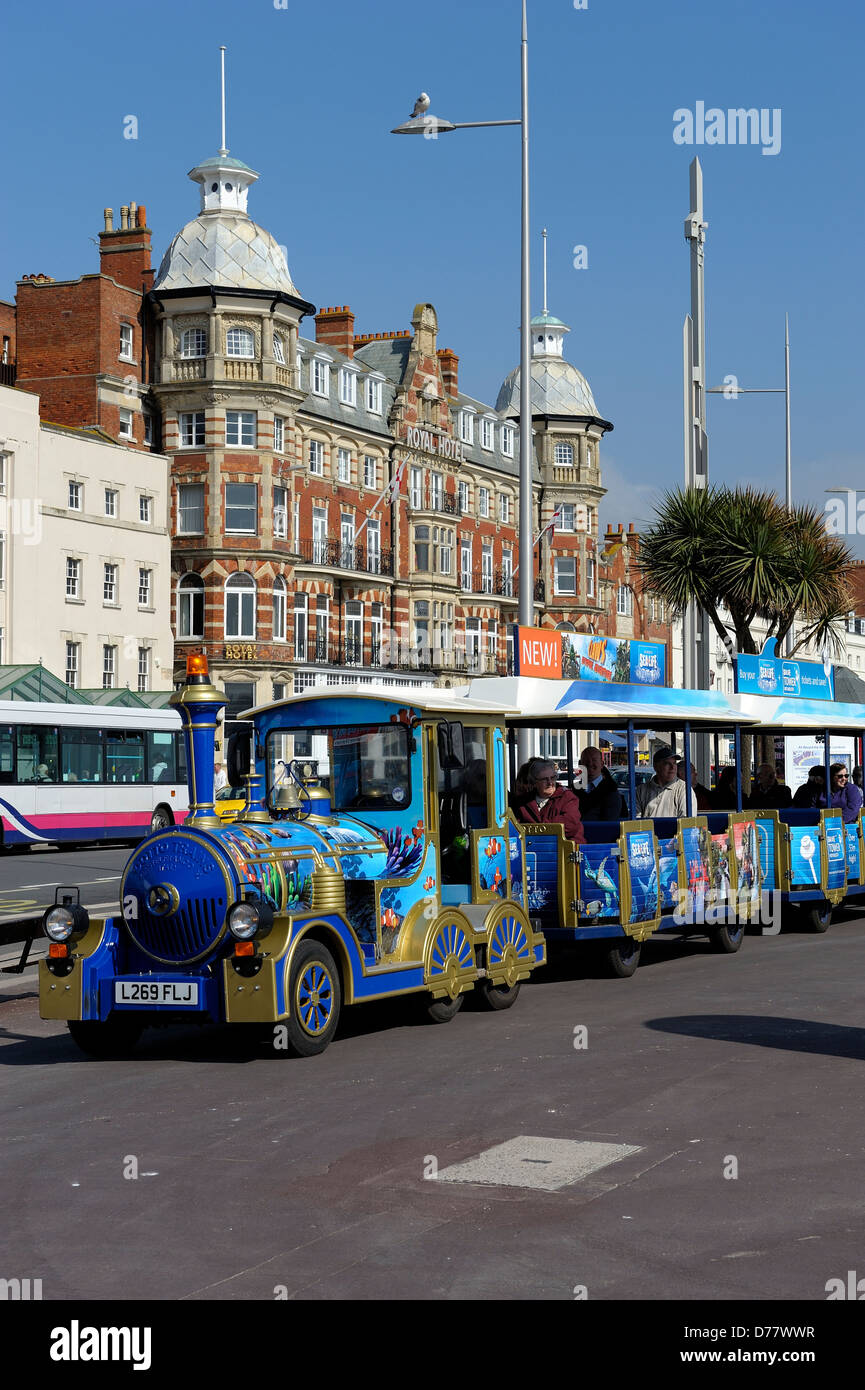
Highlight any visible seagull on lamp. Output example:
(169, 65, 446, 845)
(411, 93, 431, 118)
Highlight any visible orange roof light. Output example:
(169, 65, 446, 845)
(187, 653, 208, 677)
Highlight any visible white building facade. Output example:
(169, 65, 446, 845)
(0, 384, 173, 691)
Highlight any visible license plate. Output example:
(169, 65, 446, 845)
(114, 981, 199, 1007)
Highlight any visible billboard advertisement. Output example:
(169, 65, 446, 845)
(735, 653, 834, 700)
(561, 634, 666, 687)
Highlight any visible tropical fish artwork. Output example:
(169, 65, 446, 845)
(484, 838, 502, 859)
(423, 876, 435, 891)
(582, 855, 617, 902)
(380, 905, 403, 953)
(382, 824, 425, 879)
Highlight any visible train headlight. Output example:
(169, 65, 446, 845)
(227, 899, 274, 941)
(42, 903, 89, 942)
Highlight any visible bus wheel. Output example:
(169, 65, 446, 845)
(150, 807, 172, 833)
(708, 920, 744, 953)
(426, 992, 465, 1023)
(604, 937, 641, 978)
(808, 902, 833, 933)
(477, 979, 521, 1011)
(284, 940, 341, 1057)
(67, 1019, 142, 1058)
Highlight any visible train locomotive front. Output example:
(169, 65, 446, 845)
(39, 656, 546, 1056)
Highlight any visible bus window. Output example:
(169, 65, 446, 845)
(16, 725, 59, 783)
(61, 728, 104, 784)
(0, 727, 14, 784)
(175, 733, 187, 784)
(147, 731, 177, 783)
(106, 731, 145, 784)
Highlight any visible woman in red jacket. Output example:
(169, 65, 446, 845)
(511, 758, 586, 844)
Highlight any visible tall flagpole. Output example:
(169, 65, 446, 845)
(219, 46, 228, 155)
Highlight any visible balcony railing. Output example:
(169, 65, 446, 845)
(296, 538, 394, 576)
(411, 491, 460, 515)
(171, 358, 206, 382)
(460, 567, 515, 597)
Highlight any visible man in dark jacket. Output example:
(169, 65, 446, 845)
(514, 758, 585, 843)
(747, 762, 793, 811)
(577, 746, 622, 820)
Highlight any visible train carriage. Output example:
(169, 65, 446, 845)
(734, 694, 865, 932)
(465, 676, 765, 973)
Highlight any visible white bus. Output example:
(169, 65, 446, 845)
(0, 701, 189, 849)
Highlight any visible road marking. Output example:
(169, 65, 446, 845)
(0, 876, 122, 894)
(435, 1137, 643, 1192)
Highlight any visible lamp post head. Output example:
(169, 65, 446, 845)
(391, 105, 457, 136)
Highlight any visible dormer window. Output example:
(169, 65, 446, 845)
(481, 418, 494, 451)
(501, 425, 515, 458)
(312, 358, 330, 397)
(366, 376, 383, 414)
(226, 328, 255, 358)
(180, 328, 207, 359)
(459, 410, 475, 445)
(273, 334, 286, 365)
(339, 367, 357, 407)
(555, 442, 574, 467)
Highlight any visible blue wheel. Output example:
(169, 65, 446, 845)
(286, 940, 341, 1056)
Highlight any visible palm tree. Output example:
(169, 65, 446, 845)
(635, 485, 854, 660)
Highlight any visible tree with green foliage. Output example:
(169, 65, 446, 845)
(635, 486, 854, 659)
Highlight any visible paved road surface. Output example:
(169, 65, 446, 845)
(2, 911, 864, 1302)
(0, 845, 128, 926)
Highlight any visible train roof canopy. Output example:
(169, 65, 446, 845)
(463, 677, 758, 730)
(243, 685, 518, 721)
(735, 694, 865, 733)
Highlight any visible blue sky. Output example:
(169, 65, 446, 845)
(3, 0, 863, 549)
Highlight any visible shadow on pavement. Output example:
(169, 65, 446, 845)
(644, 1013, 865, 1060)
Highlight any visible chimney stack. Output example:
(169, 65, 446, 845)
(315, 306, 356, 358)
(437, 347, 459, 398)
(98, 198, 152, 290)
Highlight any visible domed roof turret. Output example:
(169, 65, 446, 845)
(153, 152, 300, 296)
(496, 303, 605, 420)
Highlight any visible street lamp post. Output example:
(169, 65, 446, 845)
(392, 1, 535, 657)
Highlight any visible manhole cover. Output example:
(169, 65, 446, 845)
(435, 1136, 642, 1192)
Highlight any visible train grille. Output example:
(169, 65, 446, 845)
(130, 897, 227, 964)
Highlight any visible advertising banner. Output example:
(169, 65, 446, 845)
(735, 653, 834, 700)
(560, 634, 666, 686)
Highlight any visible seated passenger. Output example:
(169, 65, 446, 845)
(710, 766, 739, 811)
(677, 758, 712, 811)
(635, 747, 686, 819)
(577, 745, 622, 821)
(512, 758, 585, 843)
(818, 763, 863, 823)
(792, 766, 825, 809)
(747, 762, 792, 810)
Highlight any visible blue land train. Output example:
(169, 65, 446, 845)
(39, 655, 546, 1057)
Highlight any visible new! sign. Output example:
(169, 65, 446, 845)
(513, 625, 562, 679)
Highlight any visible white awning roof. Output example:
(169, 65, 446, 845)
(244, 685, 518, 721)
(463, 677, 757, 728)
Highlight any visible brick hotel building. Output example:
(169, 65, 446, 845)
(0, 143, 672, 719)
